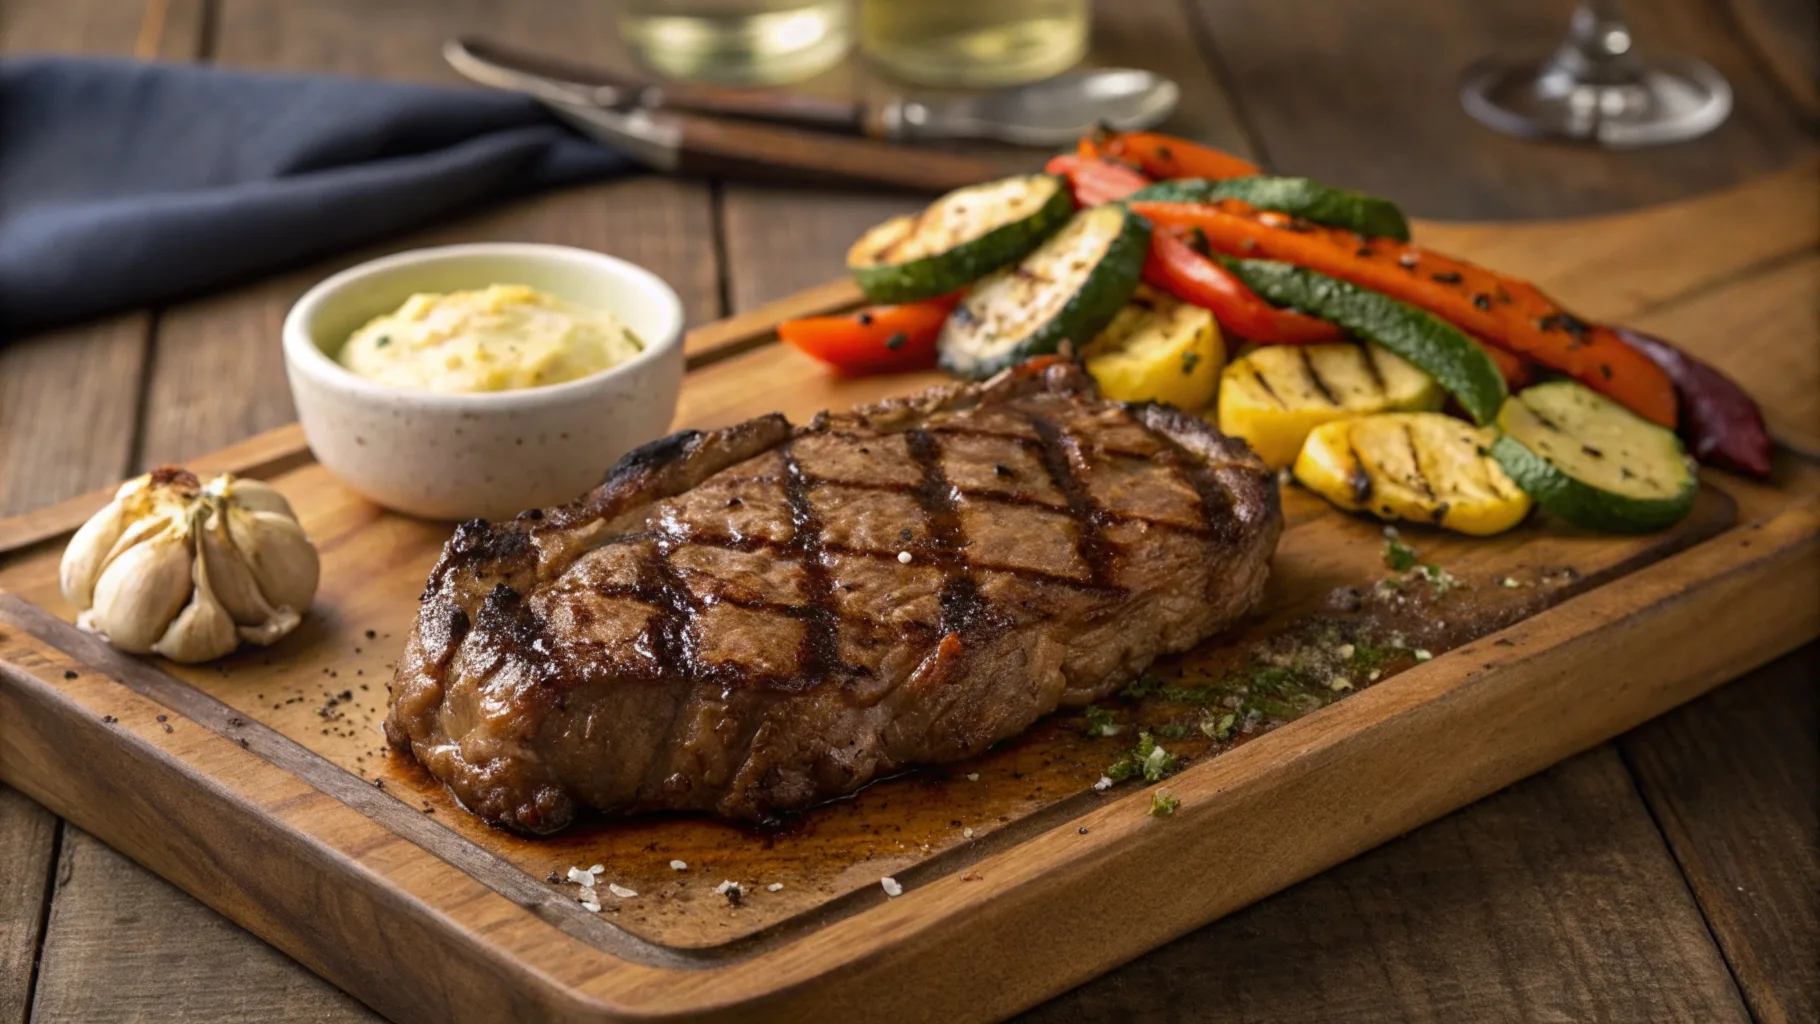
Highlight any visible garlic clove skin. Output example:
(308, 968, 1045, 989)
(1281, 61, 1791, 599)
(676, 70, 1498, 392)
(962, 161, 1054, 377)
(197, 507, 280, 627)
(153, 551, 241, 663)
(60, 495, 130, 609)
(226, 507, 320, 615)
(208, 474, 297, 520)
(87, 519, 197, 653)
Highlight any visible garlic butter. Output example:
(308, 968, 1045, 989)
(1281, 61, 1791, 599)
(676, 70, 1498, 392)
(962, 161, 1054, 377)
(338, 284, 643, 393)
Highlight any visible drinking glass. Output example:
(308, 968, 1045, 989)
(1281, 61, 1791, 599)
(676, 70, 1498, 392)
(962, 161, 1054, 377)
(620, 0, 852, 86)
(1459, 0, 1731, 147)
(858, 0, 1090, 89)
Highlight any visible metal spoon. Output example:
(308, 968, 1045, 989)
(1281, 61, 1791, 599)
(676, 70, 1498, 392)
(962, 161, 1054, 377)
(446, 38, 1178, 147)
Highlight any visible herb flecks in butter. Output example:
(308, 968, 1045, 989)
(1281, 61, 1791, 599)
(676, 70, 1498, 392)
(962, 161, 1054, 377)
(338, 284, 644, 394)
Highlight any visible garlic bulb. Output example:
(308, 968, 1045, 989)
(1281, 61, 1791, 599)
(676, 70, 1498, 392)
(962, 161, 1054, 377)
(59, 468, 320, 663)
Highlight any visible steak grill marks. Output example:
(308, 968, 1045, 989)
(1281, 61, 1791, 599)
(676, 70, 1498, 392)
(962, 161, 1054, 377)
(580, 408, 1213, 690)
(1027, 414, 1121, 589)
(904, 428, 994, 636)
(777, 439, 843, 685)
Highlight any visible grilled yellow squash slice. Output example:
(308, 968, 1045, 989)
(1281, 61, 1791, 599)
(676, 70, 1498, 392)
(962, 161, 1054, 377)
(1215, 343, 1442, 468)
(1083, 286, 1223, 411)
(1295, 412, 1533, 536)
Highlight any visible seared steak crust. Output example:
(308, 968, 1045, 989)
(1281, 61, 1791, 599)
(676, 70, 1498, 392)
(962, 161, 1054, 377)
(386, 363, 1282, 833)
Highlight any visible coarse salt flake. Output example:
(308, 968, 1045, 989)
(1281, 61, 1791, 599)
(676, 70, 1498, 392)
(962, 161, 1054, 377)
(963, 827, 974, 838)
(1413, 649, 1434, 662)
(669, 860, 688, 871)
(589, 864, 604, 874)
(580, 900, 601, 913)
(766, 883, 784, 892)
(607, 883, 637, 899)
(1092, 775, 1114, 792)
(966, 773, 979, 782)
(897, 551, 913, 564)
(566, 867, 596, 886)
(715, 880, 739, 895)
(880, 877, 903, 897)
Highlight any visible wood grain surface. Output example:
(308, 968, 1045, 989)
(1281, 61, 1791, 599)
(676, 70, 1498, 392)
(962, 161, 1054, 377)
(0, 0, 1815, 1021)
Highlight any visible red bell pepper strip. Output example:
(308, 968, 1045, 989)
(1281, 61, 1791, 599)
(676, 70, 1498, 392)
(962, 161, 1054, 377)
(778, 293, 960, 377)
(1097, 131, 1261, 181)
(1044, 154, 1152, 206)
(1143, 230, 1345, 344)
(1614, 327, 1772, 477)
(1129, 200, 1678, 427)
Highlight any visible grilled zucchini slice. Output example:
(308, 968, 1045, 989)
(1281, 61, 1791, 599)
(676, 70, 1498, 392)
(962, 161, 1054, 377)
(1491, 381, 1697, 533)
(938, 204, 1152, 379)
(1295, 413, 1533, 536)
(1129, 176, 1410, 241)
(847, 174, 1074, 303)
(1083, 286, 1223, 410)
(1221, 258, 1508, 426)
(1216, 343, 1442, 468)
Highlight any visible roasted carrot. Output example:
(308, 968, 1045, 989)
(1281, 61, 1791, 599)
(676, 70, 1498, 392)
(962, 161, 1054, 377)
(778, 293, 960, 377)
(1044, 154, 1151, 206)
(1129, 200, 1677, 426)
(1474, 336, 1534, 390)
(1097, 131, 1260, 181)
(1143, 231, 1345, 344)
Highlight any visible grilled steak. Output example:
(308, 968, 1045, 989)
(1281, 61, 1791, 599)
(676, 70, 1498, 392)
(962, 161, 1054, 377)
(386, 362, 1282, 833)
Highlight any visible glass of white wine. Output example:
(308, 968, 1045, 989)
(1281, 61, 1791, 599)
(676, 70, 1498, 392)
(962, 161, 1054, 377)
(620, 0, 852, 86)
(859, 0, 1090, 89)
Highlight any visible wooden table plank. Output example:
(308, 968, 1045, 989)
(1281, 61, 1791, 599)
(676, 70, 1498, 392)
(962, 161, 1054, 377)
(1020, 746, 1754, 1023)
(30, 828, 379, 1024)
(1728, 0, 1820, 118)
(1188, 0, 1818, 219)
(1621, 646, 1820, 1024)
(0, 787, 55, 1024)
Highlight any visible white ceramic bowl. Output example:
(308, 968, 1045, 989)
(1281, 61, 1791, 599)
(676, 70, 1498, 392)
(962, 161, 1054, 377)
(283, 243, 684, 521)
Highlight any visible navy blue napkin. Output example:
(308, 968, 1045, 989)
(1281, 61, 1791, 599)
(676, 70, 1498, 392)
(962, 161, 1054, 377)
(0, 57, 632, 336)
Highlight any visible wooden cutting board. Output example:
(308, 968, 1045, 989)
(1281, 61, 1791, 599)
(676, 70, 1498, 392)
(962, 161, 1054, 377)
(1, 163, 1815, 1024)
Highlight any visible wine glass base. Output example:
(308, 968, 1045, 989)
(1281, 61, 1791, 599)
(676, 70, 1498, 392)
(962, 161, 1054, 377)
(1460, 52, 1732, 148)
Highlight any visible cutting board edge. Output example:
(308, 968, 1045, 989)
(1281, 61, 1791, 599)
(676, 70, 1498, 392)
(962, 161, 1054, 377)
(1, 491, 1813, 1024)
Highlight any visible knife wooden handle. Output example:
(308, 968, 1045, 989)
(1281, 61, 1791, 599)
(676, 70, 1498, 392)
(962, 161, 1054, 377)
(669, 112, 1002, 192)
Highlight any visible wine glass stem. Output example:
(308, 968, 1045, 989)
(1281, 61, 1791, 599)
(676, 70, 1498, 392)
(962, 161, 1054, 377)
(1558, 0, 1641, 84)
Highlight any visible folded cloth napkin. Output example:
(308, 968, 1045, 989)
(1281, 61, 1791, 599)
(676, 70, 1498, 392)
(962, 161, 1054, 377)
(0, 57, 632, 336)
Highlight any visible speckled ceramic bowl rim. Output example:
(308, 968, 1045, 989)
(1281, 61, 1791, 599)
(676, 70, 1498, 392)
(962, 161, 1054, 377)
(282, 242, 685, 411)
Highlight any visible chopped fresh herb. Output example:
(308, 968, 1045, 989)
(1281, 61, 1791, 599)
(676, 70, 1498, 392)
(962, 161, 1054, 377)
(1413, 648, 1434, 662)
(1155, 720, 1196, 741)
(1202, 711, 1237, 741)
(1383, 533, 1420, 571)
(1148, 790, 1181, 817)
(1082, 704, 1122, 738)
(1107, 731, 1180, 784)
(1416, 563, 1457, 596)
(883, 332, 908, 350)
(1181, 350, 1202, 375)
(374, 334, 392, 348)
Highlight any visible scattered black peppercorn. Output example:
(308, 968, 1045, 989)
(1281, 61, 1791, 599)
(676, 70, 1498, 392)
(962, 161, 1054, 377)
(1430, 271, 1463, 284)
(365, 629, 377, 639)
(883, 332, 908, 350)
(63, 669, 77, 680)
(856, 311, 874, 326)
(1471, 293, 1492, 311)
(993, 463, 1014, 478)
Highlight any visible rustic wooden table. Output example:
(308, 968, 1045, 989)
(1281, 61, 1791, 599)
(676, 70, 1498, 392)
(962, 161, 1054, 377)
(1, 1, 1815, 1021)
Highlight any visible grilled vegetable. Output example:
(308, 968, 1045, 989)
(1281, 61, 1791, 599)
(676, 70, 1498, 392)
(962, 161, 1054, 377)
(939, 204, 1151, 379)
(1129, 177, 1410, 241)
(1295, 413, 1533, 536)
(1220, 258, 1508, 426)
(1216, 343, 1443, 468)
(1093, 131, 1261, 181)
(847, 174, 1074, 303)
(779, 293, 960, 376)
(1492, 381, 1698, 533)
(1127, 200, 1677, 427)
(1046, 154, 1152, 206)
(1614, 327, 1772, 478)
(1144, 231, 1345, 345)
(1083, 285, 1224, 410)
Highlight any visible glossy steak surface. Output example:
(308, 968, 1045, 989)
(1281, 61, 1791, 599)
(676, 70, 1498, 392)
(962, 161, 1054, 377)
(387, 363, 1283, 832)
